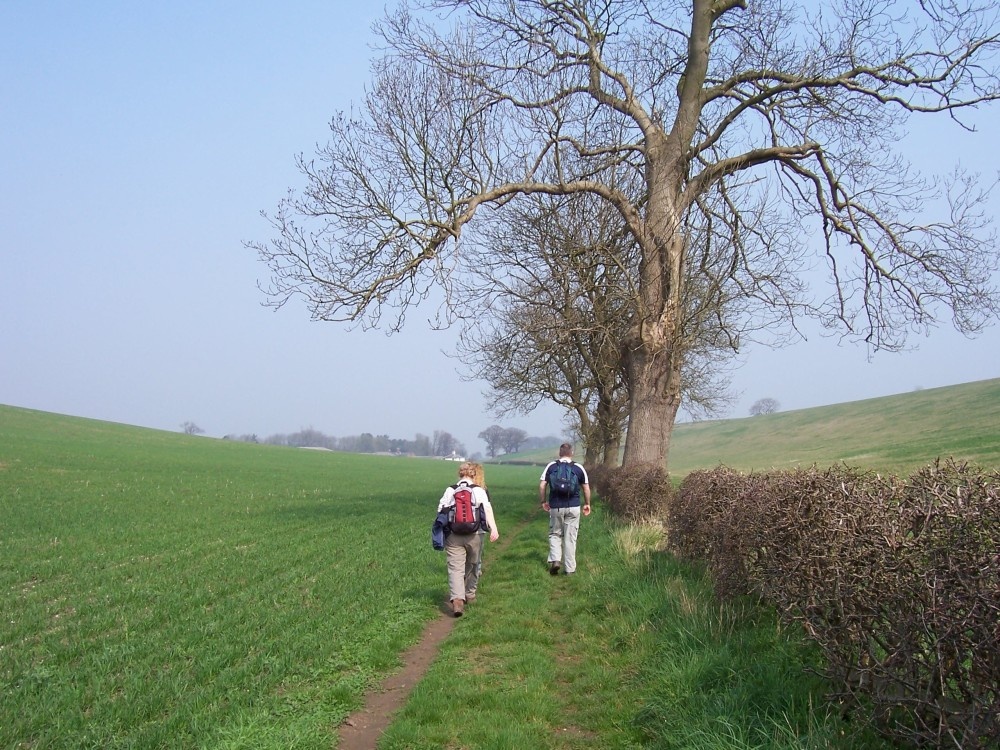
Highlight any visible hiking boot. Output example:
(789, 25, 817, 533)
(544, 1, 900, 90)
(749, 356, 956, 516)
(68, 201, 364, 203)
(452, 598, 464, 617)
(548, 561, 561, 576)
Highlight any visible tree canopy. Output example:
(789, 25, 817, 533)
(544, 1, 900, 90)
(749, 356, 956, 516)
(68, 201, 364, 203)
(253, 0, 1000, 472)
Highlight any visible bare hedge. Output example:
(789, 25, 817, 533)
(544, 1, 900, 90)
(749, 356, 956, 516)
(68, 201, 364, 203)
(589, 463, 671, 523)
(669, 460, 1000, 749)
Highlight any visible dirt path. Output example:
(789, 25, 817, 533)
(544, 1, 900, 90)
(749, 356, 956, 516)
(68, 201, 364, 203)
(335, 517, 530, 749)
(335, 608, 456, 750)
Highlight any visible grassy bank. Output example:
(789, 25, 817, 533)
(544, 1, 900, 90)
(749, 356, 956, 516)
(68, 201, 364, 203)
(508, 378, 1000, 477)
(668, 377, 1000, 477)
(1, 404, 893, 747)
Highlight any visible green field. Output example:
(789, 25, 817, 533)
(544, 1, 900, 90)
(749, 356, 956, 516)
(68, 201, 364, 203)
(668, 377, 1000, 476)
(1, 403, 907, 748)
(1, 406, 484, 747)
(509, 378, 1000, 477)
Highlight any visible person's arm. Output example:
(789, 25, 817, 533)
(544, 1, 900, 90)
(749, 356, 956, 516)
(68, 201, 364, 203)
(539, 479, 549, 511)
(437, 486, 454, 513)
(582, 482, 592, 515)
(475, 487, 499, 541)
(482, 499, 500, 542)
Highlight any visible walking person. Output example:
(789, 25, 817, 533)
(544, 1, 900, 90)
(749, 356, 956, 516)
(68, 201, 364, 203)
(539, 443, 591, 575)
(468, 463, 491, 598)
(438, 462, 499, 616)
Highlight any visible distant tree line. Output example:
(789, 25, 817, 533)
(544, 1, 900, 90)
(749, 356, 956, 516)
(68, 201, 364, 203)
(223, 425, 560, 459)
(222, 428, 467, 457)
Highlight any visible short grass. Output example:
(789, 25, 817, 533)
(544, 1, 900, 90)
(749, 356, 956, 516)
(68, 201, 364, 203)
(2, 405, 894, 748)
(382, 513, 890, 749)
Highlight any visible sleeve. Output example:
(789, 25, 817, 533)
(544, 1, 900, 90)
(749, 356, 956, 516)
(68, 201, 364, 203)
(431, 512, 448, 550)
(540, 462, 555, 482)
(473, 485, 490, 509)
(577, 464, 590, 484)
(475, 487, 498, 533)
(437, 486, 455, 513)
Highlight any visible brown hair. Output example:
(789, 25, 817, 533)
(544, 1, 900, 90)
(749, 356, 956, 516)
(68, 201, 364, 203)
(458, 462, 477, 480)
(559, 443, 573, 458)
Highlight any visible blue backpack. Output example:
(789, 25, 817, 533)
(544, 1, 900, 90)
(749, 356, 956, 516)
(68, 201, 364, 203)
(548, 462, 580, 498)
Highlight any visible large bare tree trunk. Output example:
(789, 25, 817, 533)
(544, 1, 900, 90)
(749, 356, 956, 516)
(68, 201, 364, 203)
(621, 130, 688, 468)
(592, 390, 619, 466)
(621, 337, 683, 468)
(600, 440, 621, 466)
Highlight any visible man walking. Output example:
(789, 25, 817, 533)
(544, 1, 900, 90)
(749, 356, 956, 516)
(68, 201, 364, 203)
(539, 443, 591, 575)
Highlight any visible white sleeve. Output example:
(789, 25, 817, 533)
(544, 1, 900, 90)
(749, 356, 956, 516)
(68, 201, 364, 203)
(437, 486, 455, 512)
(474, 486, 498, 532)
(473, 486, 491, 508)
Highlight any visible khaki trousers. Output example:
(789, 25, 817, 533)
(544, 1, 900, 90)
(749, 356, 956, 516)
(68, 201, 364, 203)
(548, 506, 581, 573)
(444, 532, 483, 602)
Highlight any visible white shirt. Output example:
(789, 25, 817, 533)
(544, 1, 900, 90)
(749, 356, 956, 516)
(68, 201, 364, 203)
(437, 480, 498, 534)
(437, 480, 491, 512)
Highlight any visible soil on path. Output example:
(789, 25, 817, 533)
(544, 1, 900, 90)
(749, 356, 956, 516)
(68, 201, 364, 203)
(335, 516, 530, 749)
(335, 608, 456, 750)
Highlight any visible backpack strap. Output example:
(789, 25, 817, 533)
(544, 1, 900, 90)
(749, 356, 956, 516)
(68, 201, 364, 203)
(546, 461, 573, 477)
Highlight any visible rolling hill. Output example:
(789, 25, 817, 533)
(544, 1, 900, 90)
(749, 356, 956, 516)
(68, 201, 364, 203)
(500, 378, 1000, 477)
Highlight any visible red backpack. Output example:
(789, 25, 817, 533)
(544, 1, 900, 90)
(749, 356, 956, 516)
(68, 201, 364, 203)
(450, 482, 482, 534)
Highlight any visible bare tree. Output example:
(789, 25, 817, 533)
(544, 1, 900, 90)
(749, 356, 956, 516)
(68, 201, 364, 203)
(457, 190, 633, 466)
(458, 186, 750, 465)
(500, 427, 529, 454)
(749, 397, 780, 416)
(477, 424, 506, 458)
(432, 429, 458, 456)
(412, 433, 432, 456)
(253, 0, 1000, 472)
(181, 421, 204, 436)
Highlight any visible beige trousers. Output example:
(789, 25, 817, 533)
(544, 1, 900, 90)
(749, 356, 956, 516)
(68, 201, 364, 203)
(444, 532, 483, 602)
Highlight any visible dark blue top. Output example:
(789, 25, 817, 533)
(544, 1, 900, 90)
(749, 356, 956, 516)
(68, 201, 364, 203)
(541, 459, 589, 508)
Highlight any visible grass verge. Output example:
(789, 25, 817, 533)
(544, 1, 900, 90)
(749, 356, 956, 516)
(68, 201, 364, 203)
(379, 507, 893, 749)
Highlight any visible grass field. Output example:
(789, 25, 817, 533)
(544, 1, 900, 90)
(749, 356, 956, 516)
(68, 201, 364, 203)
(668, 377, 1000, 476)
(507, 378, 1000, 477)
(2, 403, 901, 748)
(1, 406, 481, 747)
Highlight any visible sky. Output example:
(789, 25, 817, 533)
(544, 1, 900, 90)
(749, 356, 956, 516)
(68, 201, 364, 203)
(2, 2, 999, 456)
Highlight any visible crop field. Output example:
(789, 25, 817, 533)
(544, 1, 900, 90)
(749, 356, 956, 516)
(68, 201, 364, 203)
(1, 404, 899, 748)
(0, 406, 540, 747)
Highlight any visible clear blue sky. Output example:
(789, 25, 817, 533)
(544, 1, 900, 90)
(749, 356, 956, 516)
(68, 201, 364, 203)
(2, 2, 998, 455)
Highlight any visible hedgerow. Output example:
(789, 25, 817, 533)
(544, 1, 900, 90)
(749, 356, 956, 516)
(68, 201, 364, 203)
(667, 460, 999, 749)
